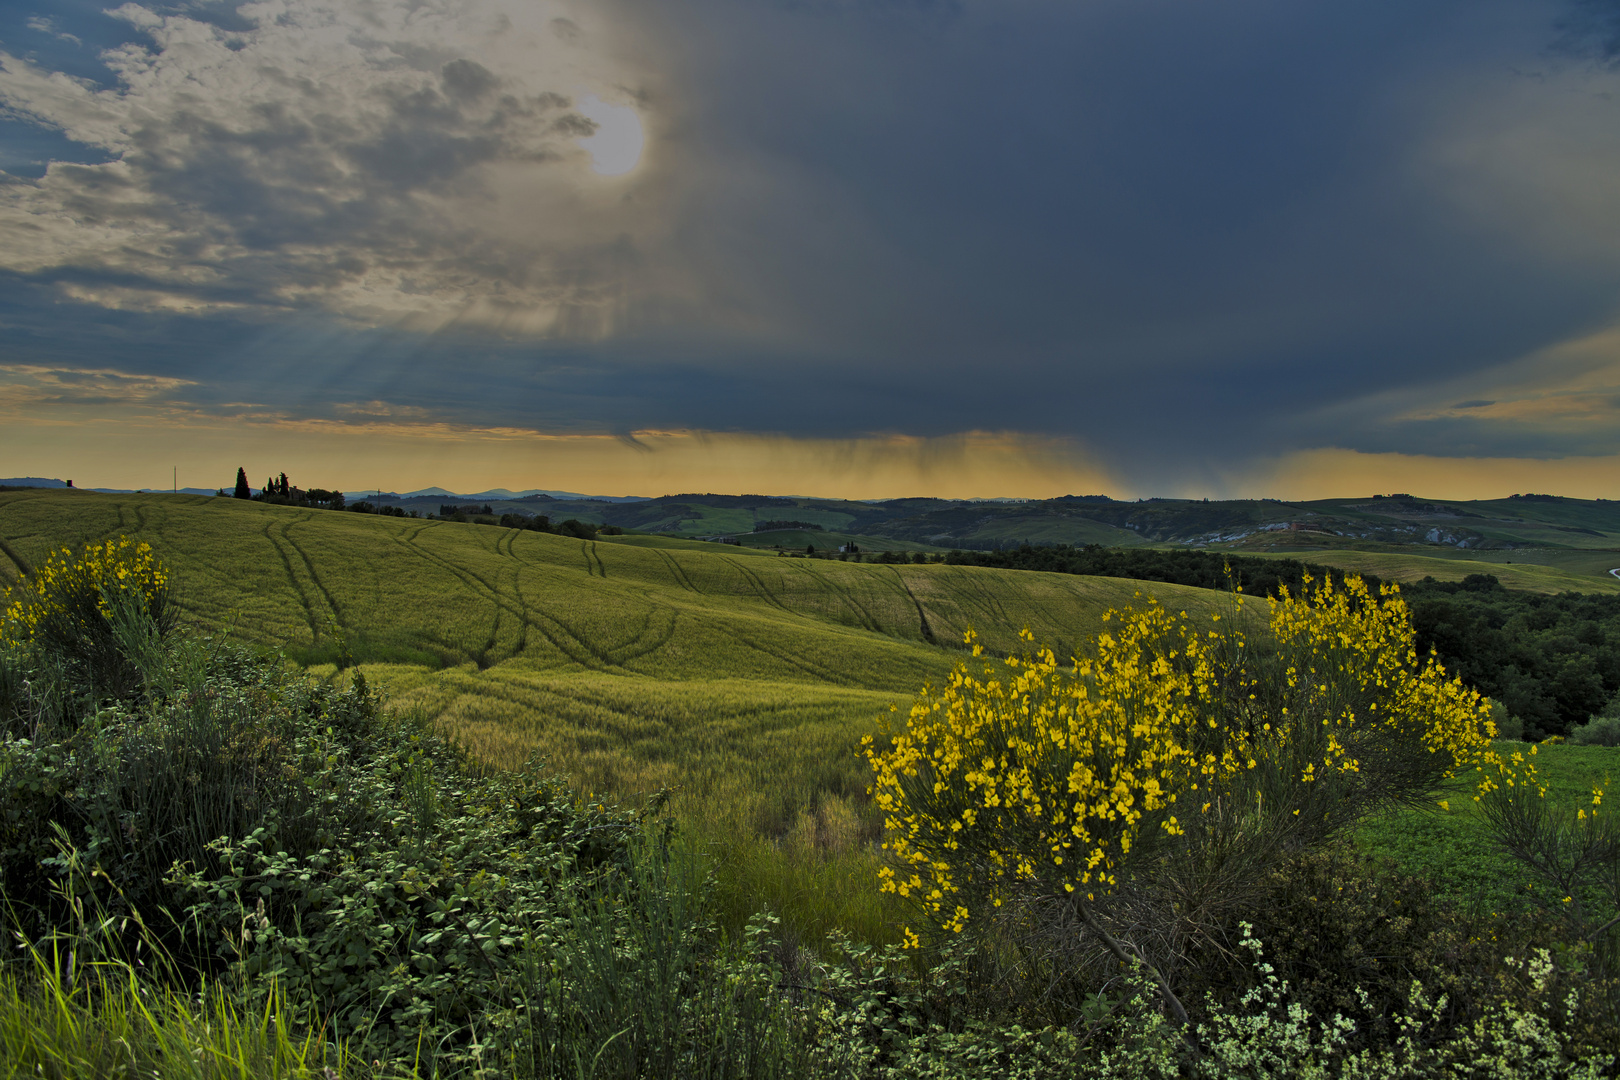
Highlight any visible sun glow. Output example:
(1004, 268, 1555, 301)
(575, 93, 645, 176)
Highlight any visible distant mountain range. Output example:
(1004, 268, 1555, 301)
(354, 487, 651, 503)
(2, 479, 242, 497)
(0, 478, 71, 489)
(0, 479, 650, 502)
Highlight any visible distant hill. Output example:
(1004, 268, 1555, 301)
(363, 486, 649, 503)
(354, 490, 1620, 560)
(15, 479, 1620, 565)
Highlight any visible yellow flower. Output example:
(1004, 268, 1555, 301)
(865, 578, 1492, 942)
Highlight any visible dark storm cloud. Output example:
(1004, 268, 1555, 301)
(595, 0, 1620, 474)
(5, 0, 1620, 490)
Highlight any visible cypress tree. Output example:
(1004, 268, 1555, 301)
(233, 467, 252, 500)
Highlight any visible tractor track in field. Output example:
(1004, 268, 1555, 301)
(653, 549, 699, 593)
(282, 517, 346, 624)
(392, 532, 518, 667)
(720, 556, 797, 616)
(0, 537, 31, 579)
(887, 567, 937, 645)
(791, 561, 883, 633)
(395, 530, 622, 672)
(576, 540, 607, 578)
(712, 622, 850, 685)
(949, 565, 1014, 629)
(478, 603, 502, 669)
(497, 530, 520, 561)
(505, 557, 532, 657)
(606, 605, 681, 665)
(262, 521, 321, 642)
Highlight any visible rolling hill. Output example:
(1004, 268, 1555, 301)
(7, 487, 1616, 944)
(0, 487, 1242, 936)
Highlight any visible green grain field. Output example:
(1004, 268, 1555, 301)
(0, 488, 1233, 941)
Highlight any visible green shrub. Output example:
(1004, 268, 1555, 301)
(1191, 846, 1620, 1059)
(0, 628, 810, 1073)
(799, 925, 1617, 1079)
(1568, 715, 1620, 747)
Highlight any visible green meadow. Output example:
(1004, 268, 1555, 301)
(5, 489, 1617, 940)
(1355, 741, 1619, 914)
(1248, 544, 1620, 595)
(0, 488, 1235, 941)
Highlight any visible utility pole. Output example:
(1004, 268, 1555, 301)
(173, 466, 177, 494)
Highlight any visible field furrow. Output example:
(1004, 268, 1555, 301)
(263, 520, 323, 642)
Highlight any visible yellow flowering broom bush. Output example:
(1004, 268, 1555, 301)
(0, 537, 174, 702)
(864, 575, 1494, 1021)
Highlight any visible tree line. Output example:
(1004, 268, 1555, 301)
(227, 468, 616, 538)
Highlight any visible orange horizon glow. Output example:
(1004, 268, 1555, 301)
(6, 412, 1620, 503)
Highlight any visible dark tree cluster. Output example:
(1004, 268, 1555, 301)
(754, 520, 826, 532)
(1402, 574, 1620, 739)
(244, 470, 346, 511)
(874, 550, 937, 564)
(348, 502, 416, 518)
(441, 509, 608, 539)
(229, 467, 428, 516)
(943, 544, 1380, 598)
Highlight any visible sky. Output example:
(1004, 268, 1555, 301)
(5, 0, 1620, 500)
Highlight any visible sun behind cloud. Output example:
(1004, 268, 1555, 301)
(0, 0, 662, 334)
(575, 93, 646, 176)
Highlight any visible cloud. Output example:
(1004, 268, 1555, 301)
(24, 17, 82, 46)
(1234, 447, 1620, 502)
(1268, 320, 1620, 461)
(0, 0, 664, 333)
(333, 399, 435, 421)
(0, 362, 195, 407)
